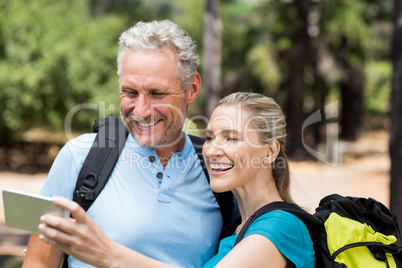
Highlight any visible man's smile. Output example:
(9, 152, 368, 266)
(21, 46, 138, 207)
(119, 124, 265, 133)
(135, 119, 162, 128)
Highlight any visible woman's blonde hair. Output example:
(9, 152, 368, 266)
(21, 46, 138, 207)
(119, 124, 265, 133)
(216, 92, 294, 203)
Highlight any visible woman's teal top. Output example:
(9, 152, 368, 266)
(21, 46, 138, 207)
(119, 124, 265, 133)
(203, 210, 315, 268)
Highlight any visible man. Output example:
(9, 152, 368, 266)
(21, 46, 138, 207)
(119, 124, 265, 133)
(23, 20, 231, 268)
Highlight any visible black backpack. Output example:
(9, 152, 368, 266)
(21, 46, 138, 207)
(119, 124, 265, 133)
(61, 114, 236, 268)
(234, 194, 402, 268)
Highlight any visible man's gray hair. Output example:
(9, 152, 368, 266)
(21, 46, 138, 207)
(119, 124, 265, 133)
(117, 20, 200, 91)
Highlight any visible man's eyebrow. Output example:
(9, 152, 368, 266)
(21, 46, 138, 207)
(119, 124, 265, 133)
(120, 85, 141, 91)
(120, 85, 137, 91)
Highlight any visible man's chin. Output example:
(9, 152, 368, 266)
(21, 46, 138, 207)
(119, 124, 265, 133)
(133, 135, 160, 147)
(130, 128, 183, 149)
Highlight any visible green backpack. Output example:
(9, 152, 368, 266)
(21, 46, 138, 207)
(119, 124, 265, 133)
(234, 194, 402, 268)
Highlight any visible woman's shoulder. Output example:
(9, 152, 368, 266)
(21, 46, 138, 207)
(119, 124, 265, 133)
(249, 210, 308, 235)
(245, 209, 315, 267)
(258, 210, 305, 225)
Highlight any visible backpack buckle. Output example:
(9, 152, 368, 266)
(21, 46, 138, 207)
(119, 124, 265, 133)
(369, 246, 386, 262)
(75, 186, 95, 205)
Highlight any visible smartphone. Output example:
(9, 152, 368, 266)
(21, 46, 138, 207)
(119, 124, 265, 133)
(2, 188, 68, 234)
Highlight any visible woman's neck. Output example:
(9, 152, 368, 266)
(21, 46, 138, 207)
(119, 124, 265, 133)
(233, 179, 283, 234)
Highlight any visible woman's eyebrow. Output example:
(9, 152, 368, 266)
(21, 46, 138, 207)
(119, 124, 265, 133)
(205, 129, 242, 135)
(220, 129, 240, 134)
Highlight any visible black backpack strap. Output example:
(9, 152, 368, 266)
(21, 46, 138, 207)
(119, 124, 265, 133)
(73, 114, 128, 211)
(64, 114, 128, 268)
(188, 134, 236, 239)
(234, 202, 321, 247)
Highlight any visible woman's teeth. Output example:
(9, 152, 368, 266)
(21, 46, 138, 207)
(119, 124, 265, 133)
(210, 163, 233, 171)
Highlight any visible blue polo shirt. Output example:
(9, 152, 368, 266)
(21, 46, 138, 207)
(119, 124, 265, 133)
(40, 133, 222, 268)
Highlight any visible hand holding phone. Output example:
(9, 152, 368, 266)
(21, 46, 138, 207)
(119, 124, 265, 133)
(2, 188, 68, 234)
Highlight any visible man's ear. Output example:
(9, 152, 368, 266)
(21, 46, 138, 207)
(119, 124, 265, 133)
(264, 140, 280, 164)
(186, 72, 201, 104)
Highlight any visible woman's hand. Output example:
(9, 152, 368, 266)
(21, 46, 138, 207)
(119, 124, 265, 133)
(38, 197, 116, 267)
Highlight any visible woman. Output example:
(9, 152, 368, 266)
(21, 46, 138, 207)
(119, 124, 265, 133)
(39, 92, 314, 267)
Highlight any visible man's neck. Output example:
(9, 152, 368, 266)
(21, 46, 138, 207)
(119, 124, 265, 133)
(154, 135, 186, 168)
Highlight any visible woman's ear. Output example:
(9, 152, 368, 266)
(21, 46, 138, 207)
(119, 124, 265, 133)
(263, 140, 280, 165)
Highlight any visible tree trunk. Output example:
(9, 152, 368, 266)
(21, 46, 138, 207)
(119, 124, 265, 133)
(203, 0, 222, 117)
(389, 0, 402, 233)
(339, 66, 365, 141)
(285, 0, 311, 158)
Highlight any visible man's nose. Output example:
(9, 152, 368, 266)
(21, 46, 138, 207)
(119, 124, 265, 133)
(134, 95, 153, 119)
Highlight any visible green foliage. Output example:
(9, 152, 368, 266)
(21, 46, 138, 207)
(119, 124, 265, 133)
(155, 0, 204, 35)
(0, 255, 23, 268)
(0, 0, 394, 146)
(218, 1, 279, 97)
(247, 42, 281, 93)
(0, 0, 124, 144)
(365, 61, 391, 114)
(321, 0, 372, 67)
